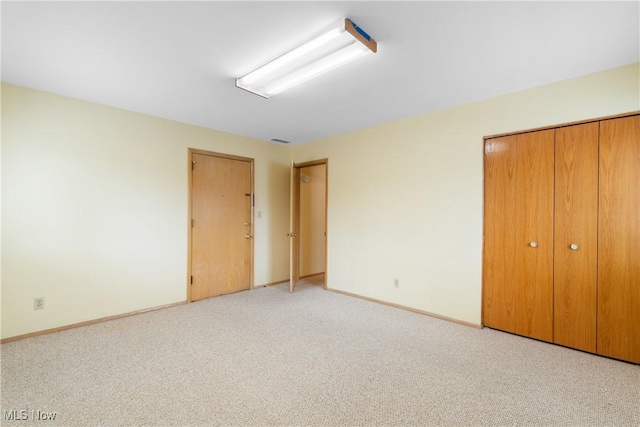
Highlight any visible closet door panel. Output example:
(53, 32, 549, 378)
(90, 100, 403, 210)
(514, 130, 555, 342)
(598, 115, 640, 363)
(483, 136, 518, 333)
(554, 123, 599, 353)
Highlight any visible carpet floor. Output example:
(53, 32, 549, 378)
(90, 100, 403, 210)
(1, 276, 639, 426)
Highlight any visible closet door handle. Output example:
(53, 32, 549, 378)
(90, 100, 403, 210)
(570, 243, 579, 250)
(529, 241, 538, 248)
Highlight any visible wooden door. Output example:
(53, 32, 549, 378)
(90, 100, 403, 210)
(483, 130, 554, 341)
(553, 123, 599, 352)
(191, 153, 253, 301)
(598, 115, 640, 363)
(289, 162, 300, 293)
(513, 130, 554, 342)
(483, 135, 519, 333)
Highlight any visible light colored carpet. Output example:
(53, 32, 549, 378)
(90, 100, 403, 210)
(1, 276, 639, 426)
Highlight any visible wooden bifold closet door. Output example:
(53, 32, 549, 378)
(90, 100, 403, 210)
(553, 123, 599, 353)
(597, 116, 640, 363)
(483, 130, 554, 343)
(483, 114, 640, 364)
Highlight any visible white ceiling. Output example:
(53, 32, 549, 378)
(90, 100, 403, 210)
(2, 1, 639, 145)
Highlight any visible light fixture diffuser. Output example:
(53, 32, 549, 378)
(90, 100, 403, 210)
(236, 18, 377, 98)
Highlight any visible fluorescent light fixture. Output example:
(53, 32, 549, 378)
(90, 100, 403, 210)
(236, 18, 377, 98)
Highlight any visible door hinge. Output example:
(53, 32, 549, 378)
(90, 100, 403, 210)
(191, 218, 194, 228)
(190, 276, 193, 285)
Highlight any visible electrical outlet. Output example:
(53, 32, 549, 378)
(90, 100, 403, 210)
(34, 297, 45, 310)
(394, 279, 399, 288)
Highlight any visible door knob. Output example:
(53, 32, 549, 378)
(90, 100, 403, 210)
(570, 243, 579, 250)
(529, 241, 538, 248)
(244, 221, 250, 226)
(245, 234, 253, 239)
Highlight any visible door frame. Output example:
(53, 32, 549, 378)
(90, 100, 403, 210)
(290, 159, 329, 291)
(187, 148, 255, 302)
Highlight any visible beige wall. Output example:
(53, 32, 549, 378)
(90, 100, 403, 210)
(299, 164, 326, 276)
(292, 62, 640, 326)
(1, 84, 291, 339)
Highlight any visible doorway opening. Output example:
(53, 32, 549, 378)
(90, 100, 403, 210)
(289, 159, 328, 292)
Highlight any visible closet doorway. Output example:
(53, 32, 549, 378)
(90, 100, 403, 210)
(289, 160, 328, 292)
